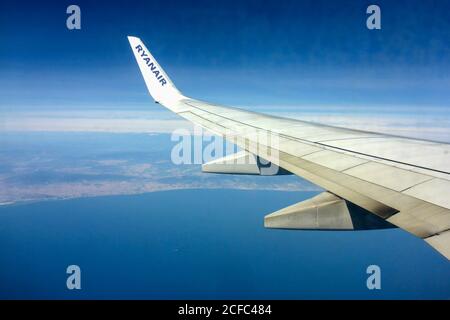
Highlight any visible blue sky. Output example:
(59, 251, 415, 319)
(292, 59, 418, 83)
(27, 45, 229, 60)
(1, 0, 449, 110)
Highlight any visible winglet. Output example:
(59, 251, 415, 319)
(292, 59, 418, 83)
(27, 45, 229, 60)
(127, 36, 183, 104)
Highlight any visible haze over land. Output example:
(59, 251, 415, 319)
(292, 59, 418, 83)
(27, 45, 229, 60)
(1, 103, 448, 205)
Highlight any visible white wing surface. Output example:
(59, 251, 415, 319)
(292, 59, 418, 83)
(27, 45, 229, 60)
(128, 36, 450, 259)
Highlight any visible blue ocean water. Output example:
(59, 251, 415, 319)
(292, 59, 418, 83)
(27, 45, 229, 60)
(0, 189, 448, 299)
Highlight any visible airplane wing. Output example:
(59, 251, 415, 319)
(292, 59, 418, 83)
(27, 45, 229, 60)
(128, 36, 450, 260)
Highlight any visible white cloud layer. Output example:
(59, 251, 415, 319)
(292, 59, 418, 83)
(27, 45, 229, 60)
(1, 107, 449, 142)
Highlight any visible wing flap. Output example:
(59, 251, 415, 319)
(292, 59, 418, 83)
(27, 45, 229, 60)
(264, 191, 395, 230)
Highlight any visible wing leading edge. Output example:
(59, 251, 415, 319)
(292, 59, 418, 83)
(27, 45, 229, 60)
(128, 36, 450, 260)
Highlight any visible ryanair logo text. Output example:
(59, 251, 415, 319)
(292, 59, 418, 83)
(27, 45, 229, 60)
(135, 45, 167, 86)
